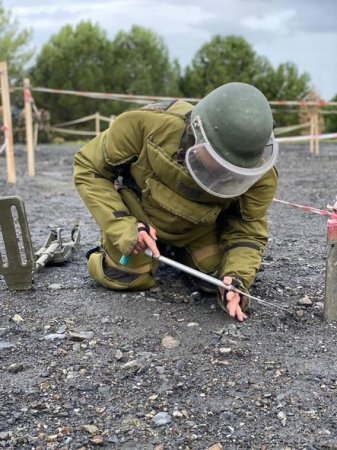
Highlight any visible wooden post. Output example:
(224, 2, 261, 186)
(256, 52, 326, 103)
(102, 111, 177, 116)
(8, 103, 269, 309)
(109, 115, 115, 127)
(24, 78, 35, 177)
(309, 111, 314, 154)
(324, 218, 337, 322)
(33, 122, 39, 148)
(314, 111, 319, 156)
(0, 61, 16, 183)
(95, 111, 100, 136)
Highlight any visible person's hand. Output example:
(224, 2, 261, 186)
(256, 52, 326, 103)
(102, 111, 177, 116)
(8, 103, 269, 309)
(132, 222, 160, 258)
(219, 276, 248, 322)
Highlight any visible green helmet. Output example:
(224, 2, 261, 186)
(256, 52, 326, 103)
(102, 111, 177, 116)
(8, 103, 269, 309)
(190, 82, 274, 168)
(186, 82, 278, 198)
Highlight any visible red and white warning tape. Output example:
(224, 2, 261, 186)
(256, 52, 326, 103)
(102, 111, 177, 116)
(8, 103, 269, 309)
(31, 86, 200, 105)
(273, 198, 337, 220)
(30, 86, 337, 106)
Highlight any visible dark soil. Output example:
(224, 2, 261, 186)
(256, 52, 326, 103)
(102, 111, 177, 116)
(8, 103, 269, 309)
(1, 141, 337, 450)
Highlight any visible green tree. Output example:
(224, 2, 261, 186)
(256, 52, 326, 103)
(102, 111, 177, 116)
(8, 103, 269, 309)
(267, 62, 311, 127)
(30, 21, 114, 124)
(181, 35, 274, 98)
(268, 62, 310, 100)
(108, 25, 181, 113)
(181, 35, 311, 127)
(0, 0, 33, 84)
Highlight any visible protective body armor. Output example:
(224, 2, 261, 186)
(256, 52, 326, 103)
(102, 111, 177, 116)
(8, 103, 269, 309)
(74, 100, 278, 291)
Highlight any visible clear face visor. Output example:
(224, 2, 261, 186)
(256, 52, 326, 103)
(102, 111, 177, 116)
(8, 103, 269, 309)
(185, 115, 278, 198)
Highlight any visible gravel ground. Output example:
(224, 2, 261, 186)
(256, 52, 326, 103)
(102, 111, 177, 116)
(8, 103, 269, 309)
(1, 141, 337, 450)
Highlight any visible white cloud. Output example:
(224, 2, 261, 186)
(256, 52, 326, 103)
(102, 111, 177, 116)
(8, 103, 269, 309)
(4, 0, 337, 99)
(241, 9, 297, 35)
(255, 30, 337, 99)
(11, 0, 213, 34)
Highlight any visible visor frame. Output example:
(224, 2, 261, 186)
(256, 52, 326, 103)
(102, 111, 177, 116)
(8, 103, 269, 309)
(185, 115, 279, 198)
(190, 115, 278, 176)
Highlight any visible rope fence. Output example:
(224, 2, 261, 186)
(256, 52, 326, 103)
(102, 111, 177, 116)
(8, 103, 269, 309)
(1, 61, 337, 183)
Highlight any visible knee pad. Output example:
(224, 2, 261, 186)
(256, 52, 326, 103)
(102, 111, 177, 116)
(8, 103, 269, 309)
(87, 250, 155, 291)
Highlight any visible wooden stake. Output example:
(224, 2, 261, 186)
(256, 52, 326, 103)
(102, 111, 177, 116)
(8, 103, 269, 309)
(309, 112, 314, 154)
(0, 61, 16, 183)
(24, 78, 35, 177)
(33, 122, 39, 148)
(314, 112, 320, 156)
(324, 219, 337, 322)
(95, 111, 100, 136)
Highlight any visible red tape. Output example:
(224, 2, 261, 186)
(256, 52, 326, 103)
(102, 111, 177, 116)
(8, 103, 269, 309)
(327, 220, 337, 243)
(273, 198, 337, 220)
(24, 87, 34, 103)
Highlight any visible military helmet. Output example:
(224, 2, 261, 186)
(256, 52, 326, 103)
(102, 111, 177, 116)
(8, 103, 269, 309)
(191, 82, 274, 168)
(185, 82, 278, 198)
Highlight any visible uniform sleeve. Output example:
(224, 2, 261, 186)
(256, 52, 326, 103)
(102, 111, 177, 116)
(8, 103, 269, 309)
(219, 168, 278, 290)
(73, 113, 144, 256)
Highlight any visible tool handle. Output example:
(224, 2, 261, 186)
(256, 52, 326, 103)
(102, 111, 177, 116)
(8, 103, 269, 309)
(144, 249, 289, 312)
(144, 248, 228, 290)
(35, 242, 60, 271)
(119, 255, 130, 265)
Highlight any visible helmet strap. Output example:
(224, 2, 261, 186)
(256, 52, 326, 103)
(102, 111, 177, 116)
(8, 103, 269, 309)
(177, 123, 195, 164)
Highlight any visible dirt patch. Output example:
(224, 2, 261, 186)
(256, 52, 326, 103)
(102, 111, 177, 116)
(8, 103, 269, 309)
(1, 142, 337, 449)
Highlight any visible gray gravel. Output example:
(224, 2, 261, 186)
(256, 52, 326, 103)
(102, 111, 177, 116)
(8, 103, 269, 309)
(1, 141, 337, 449)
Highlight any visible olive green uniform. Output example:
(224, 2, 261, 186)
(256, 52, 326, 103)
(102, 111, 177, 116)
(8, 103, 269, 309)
(73, 100, 278, 295)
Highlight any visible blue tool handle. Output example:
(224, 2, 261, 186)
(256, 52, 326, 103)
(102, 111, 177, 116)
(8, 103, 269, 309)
(119, 255, 130, 265)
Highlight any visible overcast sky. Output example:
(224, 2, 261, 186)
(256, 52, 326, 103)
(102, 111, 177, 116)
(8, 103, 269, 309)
(3, 0, 337, 100)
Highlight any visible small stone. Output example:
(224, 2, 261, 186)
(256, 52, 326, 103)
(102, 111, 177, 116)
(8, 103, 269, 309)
(46, 434, 58, 441)
(44, 333, 66, 340)
(115, 349, 124, 360)
(121, 360, 141, 372)
(11, 314, 24, 324)
(0, 328, 7, 337)
(152, 412, 172, 426)
(213, 327, 225, 336)
(69, 331, 94, 341)
(208, 443, 223, 450)
(56, 324, 67, 334)
(0, 342, 15, 350)
(297, 296, 313, 306)
(191, 291, 202, 301)
(48, 283, 62, 290)
(90, 435, 104, 445)
(314, 302, 324, 309)
(82, 424, 99, 434)
(7, 363, 24, 373)
(161, 335, 180, 349)
(107, 435, 119, 444)
(277, 411, 287, 426)
(150, 286, 161, 293)
(219, 347, 232, 354)
(0, 431, 11, 440)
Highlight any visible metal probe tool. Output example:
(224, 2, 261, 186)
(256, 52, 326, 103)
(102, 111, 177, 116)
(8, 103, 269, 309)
(144, 249, 289, 312)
